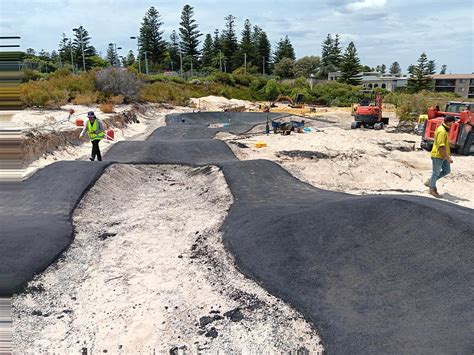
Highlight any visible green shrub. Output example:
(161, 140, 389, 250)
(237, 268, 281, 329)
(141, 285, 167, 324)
(21, 69, 46, 82)
(211, 72, 235, 86)
(264, 79, 281, 101)
(384, 91, 459, 121)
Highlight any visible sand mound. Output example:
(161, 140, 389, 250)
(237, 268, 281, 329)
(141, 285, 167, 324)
(190, 96, 258, 112)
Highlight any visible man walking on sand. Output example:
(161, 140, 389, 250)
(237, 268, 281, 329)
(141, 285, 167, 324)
(80, 111, 105, 161)
(425, 116, 455, 197)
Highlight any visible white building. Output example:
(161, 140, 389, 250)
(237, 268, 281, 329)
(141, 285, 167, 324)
(328, 71, 408, 91)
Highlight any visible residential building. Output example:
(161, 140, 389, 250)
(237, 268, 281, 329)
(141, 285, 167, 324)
(328, 71, 408, 91)
(432, 74, 474, 99)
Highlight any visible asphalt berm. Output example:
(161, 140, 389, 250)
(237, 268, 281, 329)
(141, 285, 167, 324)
(1, 112, 472, 354)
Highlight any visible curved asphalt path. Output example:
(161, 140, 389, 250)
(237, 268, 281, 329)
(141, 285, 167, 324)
(1, 112, 473, 353)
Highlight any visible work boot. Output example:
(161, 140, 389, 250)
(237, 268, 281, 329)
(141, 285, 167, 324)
(424, 179, 430, 187)
(429, 188, 440, 198)
(89, 157, 94, 161)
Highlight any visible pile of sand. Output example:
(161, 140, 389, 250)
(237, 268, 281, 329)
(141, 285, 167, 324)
(190, 96, 258, 112)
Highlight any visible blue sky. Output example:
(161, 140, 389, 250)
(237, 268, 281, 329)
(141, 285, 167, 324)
(1, 0, 473, 73)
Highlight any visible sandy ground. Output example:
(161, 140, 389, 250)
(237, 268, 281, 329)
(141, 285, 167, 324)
(12, 164, 323, 353)
(218, 110, 474, 209)
(20, 104, 192, 178)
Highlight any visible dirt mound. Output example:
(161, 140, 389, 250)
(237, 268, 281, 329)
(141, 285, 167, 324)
(190, 96, 258, 112)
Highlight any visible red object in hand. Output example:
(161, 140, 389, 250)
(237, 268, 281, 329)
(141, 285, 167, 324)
(106, 129, 114, 140)
(75, 118, 84, 126)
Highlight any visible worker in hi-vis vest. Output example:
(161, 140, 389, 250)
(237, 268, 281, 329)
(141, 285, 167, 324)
(80, 111, 105, 161)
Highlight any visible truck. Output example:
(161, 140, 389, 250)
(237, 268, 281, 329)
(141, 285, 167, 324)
(420, 101, 473, 155)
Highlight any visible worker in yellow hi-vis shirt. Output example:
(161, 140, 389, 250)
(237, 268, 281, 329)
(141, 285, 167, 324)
(79, 111, 105, 161)
(424, 116, 455, 197)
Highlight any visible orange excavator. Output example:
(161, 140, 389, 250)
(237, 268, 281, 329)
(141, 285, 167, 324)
(421, 101, 473, 155)
(351, 92, 389, 130)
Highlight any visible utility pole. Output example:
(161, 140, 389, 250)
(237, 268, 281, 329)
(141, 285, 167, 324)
(66, 38, 74, 74)
(130, 36, 140, 73)
(244, 53, 247, 75)
(219, 50, 222, 72)
(190, 57, 193, 77)
(262, 56, 265, 75)
(144, 51, 149, 74)
(179, 52, 183, 77)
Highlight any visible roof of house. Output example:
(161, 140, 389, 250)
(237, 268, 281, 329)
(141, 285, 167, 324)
(432, 74, 474, 79)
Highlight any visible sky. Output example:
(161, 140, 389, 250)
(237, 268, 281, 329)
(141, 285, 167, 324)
(1, 0, 473, 73)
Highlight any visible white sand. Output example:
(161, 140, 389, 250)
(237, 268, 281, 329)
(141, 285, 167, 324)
(12, 165, 323, 353)
(190, 95, 259, 111)
(219, 110, 473, 209)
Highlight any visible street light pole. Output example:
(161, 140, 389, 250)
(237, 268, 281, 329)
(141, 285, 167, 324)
(66, 38, 75, 74)
(130, 36, 141, 73)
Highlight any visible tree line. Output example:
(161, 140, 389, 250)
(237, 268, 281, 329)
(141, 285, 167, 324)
(22, 4, 447, 93)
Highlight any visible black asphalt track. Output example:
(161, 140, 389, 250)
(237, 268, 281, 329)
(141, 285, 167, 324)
(1, 112, 472, 353)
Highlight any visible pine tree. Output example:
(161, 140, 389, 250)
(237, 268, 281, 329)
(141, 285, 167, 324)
(58, 33, 71, 66)
(201, 34, 214, 68)
(213, 29, 221, 53)
(179, 4, 202, 66)
(407, 52, 436, 93)
(256, 30, 271, 74)
(380, 64, 386, 74)
(440, 64, 447, 74)
(389, 61, 401, 76)
(126, 50, 136, 66)
(338, 41, 362, 85)
(167, 30, 180, 68)
(72, 26, 96, 70)
(236, 19, 256, 70)
(330, 34, 342, 68)
(318, 34, 337, 78)
(50, 50, 59, 65)
(273, 35, 295, 63)
(106, 43, 118, 66)
(139, 6, 167, 66)
(221, 14, 238, 71)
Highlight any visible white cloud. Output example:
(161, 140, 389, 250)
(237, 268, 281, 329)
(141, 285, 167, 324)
(346, 0, 387, 11)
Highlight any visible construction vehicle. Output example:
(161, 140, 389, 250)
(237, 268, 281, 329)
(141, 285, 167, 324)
(351, 91, 389, 130)
(273, 94, 305, 108)
(420, 101, 473, 155)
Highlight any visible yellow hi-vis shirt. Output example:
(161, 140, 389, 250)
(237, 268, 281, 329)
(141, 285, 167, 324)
(431, 124, 451, 159)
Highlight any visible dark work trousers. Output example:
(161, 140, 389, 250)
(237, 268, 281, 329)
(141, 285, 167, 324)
(91, 140, 102, 161)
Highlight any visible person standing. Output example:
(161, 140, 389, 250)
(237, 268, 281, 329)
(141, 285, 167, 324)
(80, 111, 105, 161)
(425, 116, 455, 197)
